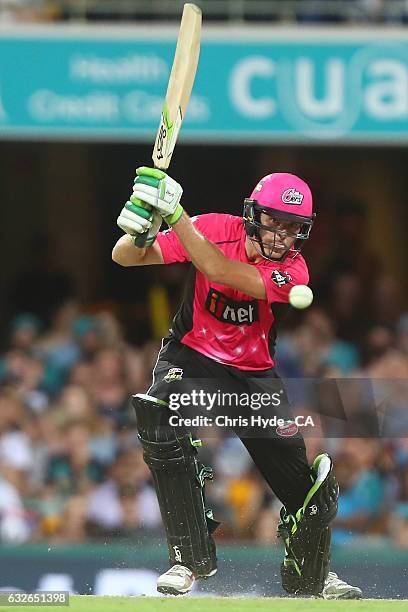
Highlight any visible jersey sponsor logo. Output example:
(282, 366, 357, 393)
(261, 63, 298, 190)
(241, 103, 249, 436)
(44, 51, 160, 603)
(164, 367, 183, 383)
(276, 420, 299, 437)
(272, 270, 291, 287)
(205, 288, 259, 326)
(282, 188, 304, 205)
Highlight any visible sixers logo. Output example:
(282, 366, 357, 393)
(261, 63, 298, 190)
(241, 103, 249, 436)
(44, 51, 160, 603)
(272, 270, 291, 288)
(282, 188, 304, 205)
(276, 421, 299, 437)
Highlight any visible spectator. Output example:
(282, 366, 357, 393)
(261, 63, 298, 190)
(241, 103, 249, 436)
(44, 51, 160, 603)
(90, 348, 130, 427)
(372, 275, 404, 327)
(0, 294, 406, 546)
(290, 308, 359, 376)
(0, 1, 60, 23)
(36, 300, 82, 393)
(0, 473, 31, 543)
(296, 0, 352, 23)
(389, 464, 408, 548)
(52, 495, 88, 543)
(86, 448, 161, 537)
(396, 313, 408, 356)
(8, 313, 41, 351)
(0, 349, 49, 411)
(45, 421, 105, 498)
(357, 0, 387, 22)
(72, 315, 105, 361)
(332, 444, 385, 545)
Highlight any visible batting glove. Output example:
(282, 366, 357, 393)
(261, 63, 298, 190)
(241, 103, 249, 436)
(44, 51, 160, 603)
(117, 197, 162, 247)
(132, 166, 184, 226)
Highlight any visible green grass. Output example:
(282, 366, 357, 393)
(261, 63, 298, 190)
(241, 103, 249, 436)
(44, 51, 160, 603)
(2, 596, 406, 612)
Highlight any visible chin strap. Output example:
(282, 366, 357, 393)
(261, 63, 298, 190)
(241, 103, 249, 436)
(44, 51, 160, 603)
(248, 236, 290, 262)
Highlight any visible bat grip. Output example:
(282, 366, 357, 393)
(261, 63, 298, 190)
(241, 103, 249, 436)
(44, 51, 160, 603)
(135, 231, 149, 248)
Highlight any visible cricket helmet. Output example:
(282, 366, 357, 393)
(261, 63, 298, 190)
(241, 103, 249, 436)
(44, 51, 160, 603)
(243, 172, 316, 261)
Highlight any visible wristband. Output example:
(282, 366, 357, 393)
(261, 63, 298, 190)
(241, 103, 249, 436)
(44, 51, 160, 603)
(164, 203, 184, 227)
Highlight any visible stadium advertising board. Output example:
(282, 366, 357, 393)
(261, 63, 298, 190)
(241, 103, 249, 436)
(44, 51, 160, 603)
(0, 544, 406, 598)
(0, 26, 406, 142)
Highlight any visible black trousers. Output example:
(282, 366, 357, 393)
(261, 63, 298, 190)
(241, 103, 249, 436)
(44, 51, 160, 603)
(148, 338, 311, 514)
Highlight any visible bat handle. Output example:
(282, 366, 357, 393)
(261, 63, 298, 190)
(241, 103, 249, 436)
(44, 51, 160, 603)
(134, 164, 163, 248)
(135, 230, 149, 248)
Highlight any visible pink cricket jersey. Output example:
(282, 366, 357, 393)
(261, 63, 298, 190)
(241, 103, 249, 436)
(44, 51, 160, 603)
(156, 213, 309, 370)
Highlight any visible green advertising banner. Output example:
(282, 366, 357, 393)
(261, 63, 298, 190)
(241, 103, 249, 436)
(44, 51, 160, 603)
(0, 543, 406, 597)
(0, 25, 407, 142)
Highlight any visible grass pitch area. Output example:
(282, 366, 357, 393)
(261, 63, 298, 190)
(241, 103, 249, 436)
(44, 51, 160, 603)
(8, 596, 406, 611)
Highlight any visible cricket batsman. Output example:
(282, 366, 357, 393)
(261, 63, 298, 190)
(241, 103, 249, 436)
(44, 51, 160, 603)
(112, 167, 362, 599)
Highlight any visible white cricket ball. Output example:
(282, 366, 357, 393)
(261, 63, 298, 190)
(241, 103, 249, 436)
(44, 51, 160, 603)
(289, 285, 313, 309)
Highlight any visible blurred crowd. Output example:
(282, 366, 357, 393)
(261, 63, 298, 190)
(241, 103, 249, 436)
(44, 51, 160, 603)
(0, 0, 406, 24)
(0, 183, 407, 550)
(0, 260, 407, 549)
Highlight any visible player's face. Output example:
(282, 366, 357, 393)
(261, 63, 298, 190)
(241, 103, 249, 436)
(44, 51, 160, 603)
(258, 213, 301, 258)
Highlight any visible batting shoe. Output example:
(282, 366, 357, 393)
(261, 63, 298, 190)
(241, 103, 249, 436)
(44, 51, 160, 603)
(157, 564, 196, 595)
(321, 572, 363, 600)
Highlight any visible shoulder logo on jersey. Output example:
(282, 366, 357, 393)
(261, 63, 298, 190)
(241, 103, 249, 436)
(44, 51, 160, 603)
(206, 288, 259, 326)
(281, 188, 304, 205)
(272, 270, 291, 287)
(164, 367, 183, 383)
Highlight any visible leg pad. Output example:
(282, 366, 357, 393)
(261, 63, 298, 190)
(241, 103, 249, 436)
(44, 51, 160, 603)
(278, 454, 338, 596)
(133, 394, 219, 577)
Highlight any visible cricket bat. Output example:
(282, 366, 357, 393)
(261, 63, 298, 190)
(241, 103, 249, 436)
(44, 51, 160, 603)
(135, 3, 202, 247)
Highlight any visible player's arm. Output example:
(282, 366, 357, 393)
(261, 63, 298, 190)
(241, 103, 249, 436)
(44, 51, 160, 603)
(132, 166, 266, 299)
(112, 234, 164, 266)
(173, 211, 266, 299)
